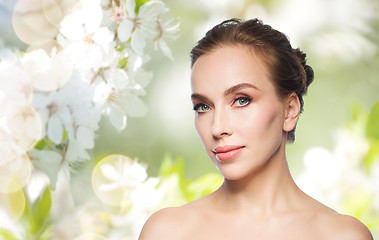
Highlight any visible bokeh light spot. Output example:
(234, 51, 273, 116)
(92, 154, 144, 207)
(0, 182, 26, 221)
(6, 103, 43, 151)
(12, 0, 59, 46)
(0, 143, 32, 193)
(42, 0, 63, 27)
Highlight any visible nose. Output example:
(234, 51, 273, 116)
(212, 108, 232, 139)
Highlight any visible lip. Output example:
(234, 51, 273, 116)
(212, 145, 245, 162)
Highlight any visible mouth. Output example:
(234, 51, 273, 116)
(212, 145, 245, 162)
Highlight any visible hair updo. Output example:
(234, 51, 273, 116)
(190, 18, 314, 142)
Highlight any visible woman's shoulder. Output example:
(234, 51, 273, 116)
(138, 207, 185, 239)
(139, 203, 204, 240)
(300, 194, 372, 240)
(316, 211, 373, 240)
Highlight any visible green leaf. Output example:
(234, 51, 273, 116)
(116, 42, 126, 52)
(349, 101, 368, 125)
(8, 189, 26, 220)
(34, 139, 46, 150)
(366, 102, 379, 140)
(159, 154, 185, 178)
(158, 155, 194, 203)
(158, 155, 223, 203)
(363, 139, 379, 169)
(363, 102, 379, 169)
(135, 0, 150, 13)
(33, 136, 56, 151)
(0, 229, 19, 240)
(157, 174, 187, 208)
(187, 173, 223, 201)
(118, 57, 128, 69)
(29, 187, 52, 235)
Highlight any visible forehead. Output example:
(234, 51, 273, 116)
(191, 45, 273, 93)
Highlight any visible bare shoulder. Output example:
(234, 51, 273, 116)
(139, 201, 207, 240)
(301, 194, 372, 240)
(334, 214, 373, 240)
(139, 207, 189, 240)
(139, 196, 213, 240)
(320, 212, 373, 240)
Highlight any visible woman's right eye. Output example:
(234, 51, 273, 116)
(193, 104, 210, 113)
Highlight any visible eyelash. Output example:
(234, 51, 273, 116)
(232, 96, 252, 107)
(192, 96, 252, 114)
(193, 104, 210, 113)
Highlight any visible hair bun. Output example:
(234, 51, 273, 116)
(293, 48, 314, 94)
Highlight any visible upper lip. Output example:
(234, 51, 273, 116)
(212, 145, 245, 153)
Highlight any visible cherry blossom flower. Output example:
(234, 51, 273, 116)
(154, 17, 180, 60)
(58, 0, 115, 71)
(93, 50, 151, 131)
(117, 0, 166, 55)
(21, 48, 72, 91)
(32, 73, 100, 164)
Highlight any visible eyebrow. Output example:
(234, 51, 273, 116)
(191, 83, 259, 102)
(191, 93, 210, 103)
(223, 83, 259, 96)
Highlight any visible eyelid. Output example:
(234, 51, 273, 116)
(193, 103, 211, 112)
(232, 93, 252, 103)
(230, 95, 252, 108)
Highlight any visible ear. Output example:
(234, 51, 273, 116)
(283, 93, 301, 132)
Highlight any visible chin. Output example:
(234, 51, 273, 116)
(216, 165, 251, 181)
(215, 160, 267, 181)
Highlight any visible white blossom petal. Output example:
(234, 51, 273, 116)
(65, 141, 90, 163)
(135, 69, 152, 88)
(100, 163, 120, 181)
(47, 114, 63, 144)
(129, 162, 147, 183)
(93, 27, 114, 46)
(125, 0, 136, 17)
(109, 106, 127, 131)
(59, 12, 86, 41)
(131, 30, 146, 55)
(157, 38, 174, 60)
(107, 68, 129, 89)
(118, 20, 133, 42)
(138, 1, 164, 19)
(120, 95, 148, 117)
(76, 126, 95, 149)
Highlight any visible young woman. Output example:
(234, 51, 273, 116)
(139, 18, 373, 240)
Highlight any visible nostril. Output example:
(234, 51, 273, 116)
(211, 109, 233, 139)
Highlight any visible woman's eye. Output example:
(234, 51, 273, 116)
(233, 97, 251, 107)
(193, 104, 210, 113)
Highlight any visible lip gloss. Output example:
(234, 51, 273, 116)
(212, 145, 245, 162)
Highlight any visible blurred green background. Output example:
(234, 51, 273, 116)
(1, 0, 378, 187)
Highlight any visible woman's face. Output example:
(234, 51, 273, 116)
(191, 45, 289, 180)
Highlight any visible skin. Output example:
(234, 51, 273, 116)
(139, 45, 373, 240)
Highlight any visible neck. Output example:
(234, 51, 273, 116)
(215, 139, 303, 214)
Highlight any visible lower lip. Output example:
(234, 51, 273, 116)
(215, 148, 244, 162)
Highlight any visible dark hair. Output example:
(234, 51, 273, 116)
(190, 18, 314, 142)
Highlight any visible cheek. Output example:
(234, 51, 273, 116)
(237, 105, 283, 138)
(195, 117, 208, 144)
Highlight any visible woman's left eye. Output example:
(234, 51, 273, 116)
(233, 97, 251, 107)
